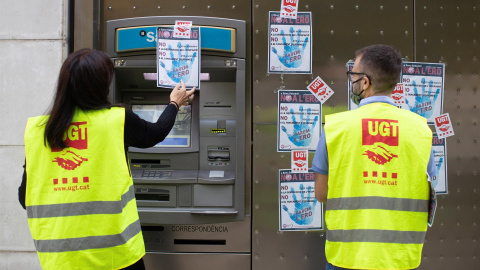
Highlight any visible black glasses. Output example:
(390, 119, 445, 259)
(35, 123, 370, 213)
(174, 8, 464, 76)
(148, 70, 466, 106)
(346, 71, 372, 84)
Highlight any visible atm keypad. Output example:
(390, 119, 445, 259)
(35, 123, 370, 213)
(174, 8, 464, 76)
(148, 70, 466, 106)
(141, 170, 172, 179)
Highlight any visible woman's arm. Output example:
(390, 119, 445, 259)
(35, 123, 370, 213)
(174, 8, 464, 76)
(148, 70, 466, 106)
(19, 162, 26, 209)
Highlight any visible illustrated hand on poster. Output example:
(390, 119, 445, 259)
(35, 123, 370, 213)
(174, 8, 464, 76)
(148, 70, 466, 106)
(282, 184, 318, 225)
(159, 42, 197, 84)
(432, 150, 444, 189)
(271, 27, 309, 69)
(281, 106, 318, 147)
(405, 78, 441, 119)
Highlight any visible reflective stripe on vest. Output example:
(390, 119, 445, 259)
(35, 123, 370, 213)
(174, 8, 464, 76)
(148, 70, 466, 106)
(27, 185, 135, 218)
(324, 102, 432, 269)
(34, 219, 141, 253)
(327, 229, 427, 244)
(327, 196, 428, 212)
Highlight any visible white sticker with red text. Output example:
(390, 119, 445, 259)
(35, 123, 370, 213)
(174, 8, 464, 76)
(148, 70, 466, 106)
(434, 113, 454, 139)
(291, 150, 308, 172)
(391, 83, 406, 106)
(307, 76, 334, 104)
(173, 21, 192, 38)
(280, 0, 299, 19)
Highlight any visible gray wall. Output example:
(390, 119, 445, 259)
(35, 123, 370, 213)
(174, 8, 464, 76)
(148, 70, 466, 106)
(0, 0, 67, 269)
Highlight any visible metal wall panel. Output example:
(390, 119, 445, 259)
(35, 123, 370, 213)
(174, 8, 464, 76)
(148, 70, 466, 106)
(252, 1, 415, 270)
(73, 0, 94, 51)
(415, 1, 480, 269)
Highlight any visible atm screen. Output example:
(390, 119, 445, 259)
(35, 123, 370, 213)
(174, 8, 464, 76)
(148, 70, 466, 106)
(132, 105, 192, 148)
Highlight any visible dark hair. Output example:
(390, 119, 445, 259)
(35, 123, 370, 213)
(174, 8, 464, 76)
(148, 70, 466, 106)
(355, 44, 402, 93)
(44, 48, 114, 149)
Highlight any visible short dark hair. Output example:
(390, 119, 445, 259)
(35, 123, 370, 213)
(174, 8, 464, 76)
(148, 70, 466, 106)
(355, 44, 402, 93)
(44, 48, 114, 149)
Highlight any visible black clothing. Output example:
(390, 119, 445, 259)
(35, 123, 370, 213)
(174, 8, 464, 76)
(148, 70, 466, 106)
(18, 105, 177, 209)
(122, 258, 146, 270)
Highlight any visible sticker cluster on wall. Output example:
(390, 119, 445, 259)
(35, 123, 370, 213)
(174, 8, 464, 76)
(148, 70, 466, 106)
(272, 1, 325, 232)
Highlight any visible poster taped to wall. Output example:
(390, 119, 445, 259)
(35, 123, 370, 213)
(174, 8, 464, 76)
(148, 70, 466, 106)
(401, 62, 444, 124)
(279, 169, 323, 231)
(346, 61, 359, 111)
(432, 133, 448, 194)
(268, 12, 312, 74)
(278, 90, 321, 152)
(157, 26, 200, 89)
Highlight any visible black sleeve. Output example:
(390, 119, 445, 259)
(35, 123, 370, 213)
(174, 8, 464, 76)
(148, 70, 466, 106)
(19, 162, 26, 210)
(124, 104, 178, 148)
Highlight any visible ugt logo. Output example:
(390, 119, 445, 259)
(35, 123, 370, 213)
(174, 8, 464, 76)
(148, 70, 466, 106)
(362, 119, 399, 165)
(52, 122, 88, 170)
(292, 150, 308, 172)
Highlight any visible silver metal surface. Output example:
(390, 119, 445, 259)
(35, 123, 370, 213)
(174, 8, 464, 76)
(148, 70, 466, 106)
(144, 252, 250, 270)
(142, 217, 251, 253)
(73, 0, 94, 50)
(98, 0, 253, 221)
(96, 2, 253, 270)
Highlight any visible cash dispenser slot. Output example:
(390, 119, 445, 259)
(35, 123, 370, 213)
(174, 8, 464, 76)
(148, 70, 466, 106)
(208, 147, 230, 161)
(135, 185, 176, 207)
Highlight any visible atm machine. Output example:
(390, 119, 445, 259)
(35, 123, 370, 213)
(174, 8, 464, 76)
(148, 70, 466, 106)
(106, 17, 249, 269)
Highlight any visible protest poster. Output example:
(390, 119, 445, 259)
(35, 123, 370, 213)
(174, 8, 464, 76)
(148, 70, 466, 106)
(279, 169, 323, 231)
(157, 26, 200, 89)
(278, 90, 321, 152)
(401, 62, 445, 124)
(268, 12, 312, 74)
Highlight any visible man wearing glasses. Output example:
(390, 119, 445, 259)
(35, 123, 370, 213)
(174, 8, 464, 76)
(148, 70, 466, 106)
(312, 44, 435, 270)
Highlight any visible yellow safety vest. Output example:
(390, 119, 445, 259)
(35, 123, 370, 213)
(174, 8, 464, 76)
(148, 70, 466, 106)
(25, 107, 145, 270)
(324, 102, 432, 270)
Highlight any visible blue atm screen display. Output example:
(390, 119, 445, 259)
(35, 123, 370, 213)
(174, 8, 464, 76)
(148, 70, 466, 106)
(132, 105, 191, 147)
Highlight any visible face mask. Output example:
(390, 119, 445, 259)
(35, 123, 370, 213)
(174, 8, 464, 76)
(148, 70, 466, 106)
(349, 78, 364, 105)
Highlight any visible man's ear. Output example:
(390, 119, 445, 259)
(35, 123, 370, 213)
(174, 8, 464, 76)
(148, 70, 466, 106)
(363, 76, 371, 89)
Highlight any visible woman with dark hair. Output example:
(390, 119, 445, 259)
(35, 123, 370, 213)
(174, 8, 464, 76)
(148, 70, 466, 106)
(18, 48, 194, 270)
